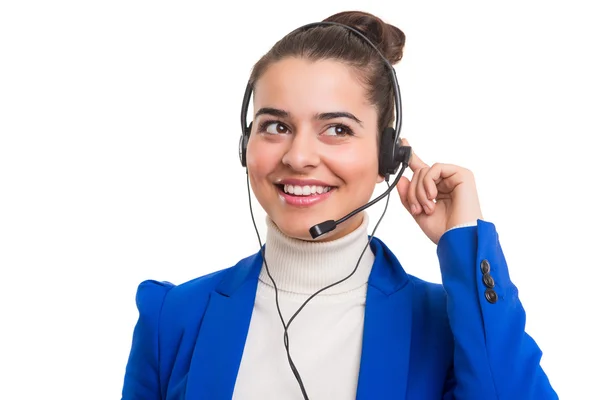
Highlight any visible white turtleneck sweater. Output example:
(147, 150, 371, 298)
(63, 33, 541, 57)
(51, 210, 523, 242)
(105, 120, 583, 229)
(232, 214, 375, 400)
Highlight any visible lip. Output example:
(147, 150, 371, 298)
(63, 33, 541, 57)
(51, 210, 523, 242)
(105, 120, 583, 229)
(277, 178, 335, 187)
(276, 185, 335, 207)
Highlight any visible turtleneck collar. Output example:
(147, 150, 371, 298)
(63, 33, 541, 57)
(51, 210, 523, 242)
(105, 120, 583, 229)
(258, 213, 375, 296)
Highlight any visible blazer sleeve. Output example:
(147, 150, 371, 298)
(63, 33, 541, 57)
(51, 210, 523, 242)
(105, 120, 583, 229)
(121, 280, 174, 400)
(436, 220, 557, 399)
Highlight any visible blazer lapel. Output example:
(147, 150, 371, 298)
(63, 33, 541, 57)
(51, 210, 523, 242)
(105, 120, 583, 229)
(182, 239, 413, 399)
(185, 251, 263, 400)
(356, 238, 414, 400)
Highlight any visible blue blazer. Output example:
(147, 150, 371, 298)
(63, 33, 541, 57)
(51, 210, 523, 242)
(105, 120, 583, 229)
(122, 220, 557, 399)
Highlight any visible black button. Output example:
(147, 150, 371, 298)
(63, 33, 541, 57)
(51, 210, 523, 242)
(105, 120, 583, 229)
(482, 273, 495, 288)
(485, 288, 498, 304)
(480, 259, 490, 274)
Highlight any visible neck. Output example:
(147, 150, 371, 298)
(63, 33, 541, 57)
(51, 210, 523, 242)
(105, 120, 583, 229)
(260, 213, 375, 295)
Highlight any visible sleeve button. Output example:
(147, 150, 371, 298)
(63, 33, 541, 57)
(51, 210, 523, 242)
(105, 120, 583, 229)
(484, 288, 498, 304)
(482, 273, 495, 288)
(480, 259, 491, 274)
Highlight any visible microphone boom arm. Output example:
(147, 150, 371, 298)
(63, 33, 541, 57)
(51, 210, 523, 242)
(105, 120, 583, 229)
(309, 162, 408, 239)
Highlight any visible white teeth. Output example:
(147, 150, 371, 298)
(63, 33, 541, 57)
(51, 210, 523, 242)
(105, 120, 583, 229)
(283, 184, 332, 196)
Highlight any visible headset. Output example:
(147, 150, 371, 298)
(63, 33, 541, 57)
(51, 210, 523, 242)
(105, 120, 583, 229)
(239, 21, 412, 399)
(240, 21, 412, 239)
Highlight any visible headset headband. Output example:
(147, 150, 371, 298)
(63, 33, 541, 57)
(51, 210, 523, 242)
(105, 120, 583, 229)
(240, 21, 402, 143)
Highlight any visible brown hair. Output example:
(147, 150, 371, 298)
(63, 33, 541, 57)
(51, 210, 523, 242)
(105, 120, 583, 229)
(249, 11, 406, 134)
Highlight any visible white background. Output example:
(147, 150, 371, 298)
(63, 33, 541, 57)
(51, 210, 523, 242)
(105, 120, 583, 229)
(1, 0, 598, 398)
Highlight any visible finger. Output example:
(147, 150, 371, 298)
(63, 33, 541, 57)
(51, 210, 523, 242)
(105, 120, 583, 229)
(422, 164, 441, 201)
(408, 167, 425, 215)
(402, 139, 429, 172)
(396, 176, 412, 213)
(425, 163, 463, 194)
(415, 169, 436, 214)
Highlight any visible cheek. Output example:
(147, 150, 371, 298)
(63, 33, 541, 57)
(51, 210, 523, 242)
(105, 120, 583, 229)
(327, 142, 380, 179)
(246, 137, 282, 179)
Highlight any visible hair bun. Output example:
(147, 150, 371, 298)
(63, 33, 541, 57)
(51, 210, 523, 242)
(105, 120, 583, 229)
(323, 11, 405, 65)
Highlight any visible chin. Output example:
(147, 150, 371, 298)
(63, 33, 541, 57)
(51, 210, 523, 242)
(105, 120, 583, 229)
(271, 210, 364, 242)
(271, 216, 320, 241)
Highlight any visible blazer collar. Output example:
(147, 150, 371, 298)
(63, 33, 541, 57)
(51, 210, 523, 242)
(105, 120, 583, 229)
(215, 248, 264, 296)
(214, 237, 411, 297)
(185, 237, 412, 399)
(366, 237, 410, 294)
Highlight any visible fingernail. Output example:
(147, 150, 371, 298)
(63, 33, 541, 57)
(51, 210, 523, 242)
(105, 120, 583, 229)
(423, 204, 431, 213)
(410, 204, 417, 215)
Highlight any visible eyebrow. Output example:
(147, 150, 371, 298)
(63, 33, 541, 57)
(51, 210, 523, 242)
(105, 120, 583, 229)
(255, 107, 363, 127)
(255, 107, 289, 119)
(318, 112, 364, 127)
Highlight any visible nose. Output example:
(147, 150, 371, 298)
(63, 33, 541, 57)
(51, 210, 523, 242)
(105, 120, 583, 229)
(281, 129, 320, 172)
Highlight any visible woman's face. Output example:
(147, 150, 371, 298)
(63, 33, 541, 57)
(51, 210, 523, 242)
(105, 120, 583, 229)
(246, 57, 383, 241)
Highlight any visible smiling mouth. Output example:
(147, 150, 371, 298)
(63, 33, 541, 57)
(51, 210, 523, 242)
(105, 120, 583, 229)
(275, 184, 336, 196)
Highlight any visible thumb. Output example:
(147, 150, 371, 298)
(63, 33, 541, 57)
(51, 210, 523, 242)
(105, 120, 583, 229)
(396, 176, 412, 213)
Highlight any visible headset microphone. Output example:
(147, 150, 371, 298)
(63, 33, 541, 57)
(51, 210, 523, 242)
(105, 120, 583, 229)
(309, 154, 410, 239)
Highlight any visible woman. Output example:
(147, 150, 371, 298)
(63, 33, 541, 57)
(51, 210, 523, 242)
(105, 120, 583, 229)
(121, 11, 557, 399)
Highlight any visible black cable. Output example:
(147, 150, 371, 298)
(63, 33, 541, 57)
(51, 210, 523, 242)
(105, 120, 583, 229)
(246, 171, 395, 400)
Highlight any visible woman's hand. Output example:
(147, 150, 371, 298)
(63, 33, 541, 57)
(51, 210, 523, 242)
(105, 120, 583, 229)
(396, 139, 483, 245)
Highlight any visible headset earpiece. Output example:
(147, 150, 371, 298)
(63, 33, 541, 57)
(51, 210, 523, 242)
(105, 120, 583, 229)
(378, 127, 412, 178)
(378, 127, 410, 177)
(378, 127, 396, 177)
(239, 122, 252, 167)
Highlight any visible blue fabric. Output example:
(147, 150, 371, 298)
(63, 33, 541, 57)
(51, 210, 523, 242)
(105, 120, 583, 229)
(121, 220, 557, 399)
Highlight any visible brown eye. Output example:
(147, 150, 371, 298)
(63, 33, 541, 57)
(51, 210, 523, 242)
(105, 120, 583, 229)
(323, 125, 352, 136)
(265, 122, 289, 135)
